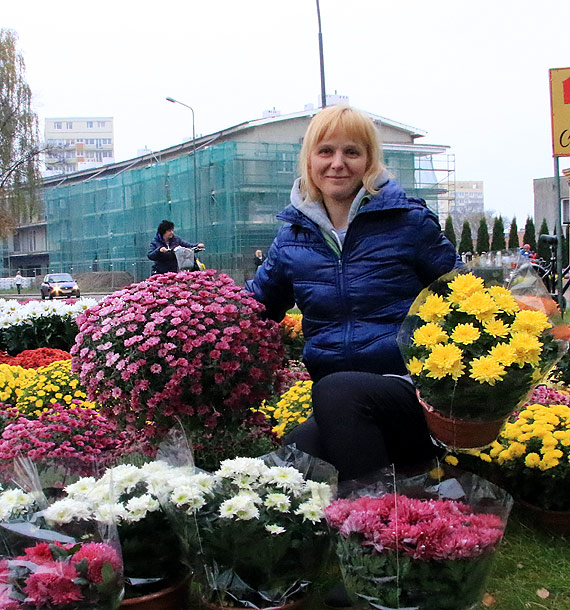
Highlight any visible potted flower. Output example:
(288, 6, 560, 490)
(0, 347, 71, 368)
(166, 451, 335, 609)
(0, 483, 123, 610)
(0, 404, 143, 489)
(279, 314, 304, 362)
(40, 460, 191, 605)
(398, 269, 565, 448)
(325, 467, 512, 610)
(456, 397, 570, 533)
(71, 271, 285, 469)
(0, 298, 96, 354)
(257, 380, 313, 438)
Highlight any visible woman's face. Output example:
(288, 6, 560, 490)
(309, 131, 368, 207)
(163, 229, 174, 240)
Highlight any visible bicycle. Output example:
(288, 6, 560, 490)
(530, 234, 570, 309)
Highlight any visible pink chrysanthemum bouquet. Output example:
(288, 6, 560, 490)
(326, 466, 512, 610)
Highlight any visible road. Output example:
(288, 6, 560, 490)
(2, 293, 110, 301)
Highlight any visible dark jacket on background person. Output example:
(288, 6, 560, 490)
(147, 232, 196, 274)
(247, 176, 460, 382)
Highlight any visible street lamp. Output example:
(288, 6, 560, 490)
(166, 96, 199, 241)
(316, 0, 327, 108)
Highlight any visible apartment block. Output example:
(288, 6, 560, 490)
(44, 117, 114, 175)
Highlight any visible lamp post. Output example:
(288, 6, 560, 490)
(316, 0, 327, 108)
(166, 96, 199, 241)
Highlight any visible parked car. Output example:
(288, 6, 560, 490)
(40, 273, 80, 299)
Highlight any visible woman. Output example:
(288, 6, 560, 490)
(247, 105, 461, 481)
(147, 219, 204, 274)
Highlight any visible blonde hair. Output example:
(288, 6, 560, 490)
(299, 105, 384, 202)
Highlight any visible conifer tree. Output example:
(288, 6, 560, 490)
(476, 218, 490, 254)
(536, 218, 550, 262)
(522, 217, 536, 251)
(491, 216, 506, 251)
(508, 217, 519, 250)
(444, 215, 456, 248)
(459, 221, 474, 255)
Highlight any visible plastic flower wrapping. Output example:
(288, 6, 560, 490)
(0, 404, 141, 485)
(71, 271, 285, 462)
(398, 266, 568, 447)
(36, 452, 191, 600)
(325, 463, 512, 610)
(163, 445, 337, 609)
(0, 458, 123, 610)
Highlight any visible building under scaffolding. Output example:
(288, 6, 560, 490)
(11, 108, 456, 283)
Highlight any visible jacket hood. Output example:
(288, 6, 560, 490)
(279, 173, 413, 232)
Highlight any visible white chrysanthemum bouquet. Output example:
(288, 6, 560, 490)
(0, 478, 123, 610)
(40, 461, 188, 599)
(398, 270, 566, 447)
(166, 450, 335, 609)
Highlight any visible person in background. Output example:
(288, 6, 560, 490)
(14, 271, 24, 295)
(147, 220, 204, 274)
(247, 105, 461, 483)
(520, 243, 532, 258)
(253, 249, 264, 271)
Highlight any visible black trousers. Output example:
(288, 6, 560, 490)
(284, 371, 439, 481)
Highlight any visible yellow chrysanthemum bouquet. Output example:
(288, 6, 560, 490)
(398, 269, 566, 448)
(464, 402, 570, 512)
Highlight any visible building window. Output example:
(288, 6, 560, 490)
(97, 121, 106, 128)
(54, 122, 62, 129)
(66, 122, 73, 129)
(87, 121, 93, 128)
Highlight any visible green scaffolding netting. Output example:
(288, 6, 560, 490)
(43, 141, 444, 284)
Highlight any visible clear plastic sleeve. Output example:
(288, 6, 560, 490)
(0, 457, 124, 610)
(326, 462, 513, 610)
(162, 445, 337, 609)
(397, 263, 568, 448)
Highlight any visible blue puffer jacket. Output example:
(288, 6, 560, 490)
(147, 232, 196, 274)
(247, 177, 461, 381)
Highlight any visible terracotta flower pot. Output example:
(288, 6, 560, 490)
(518, 500, 570, 536)
(121, 575, 190, 610)
(419, 396, 506, 449)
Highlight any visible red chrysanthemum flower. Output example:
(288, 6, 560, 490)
(72, 542, 122, 583)
(24, 561, 82, 606)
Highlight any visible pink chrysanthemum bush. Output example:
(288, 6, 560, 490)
(325, 466, 512, 610)
(0, 404, 143, 481)
(71, 271, 285, 468)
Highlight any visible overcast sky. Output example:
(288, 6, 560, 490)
(4, 0, 570, 225)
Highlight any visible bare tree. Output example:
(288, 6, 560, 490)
(0, 28, 42, 238)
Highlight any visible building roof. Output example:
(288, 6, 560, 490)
(42, 107, 437, 187)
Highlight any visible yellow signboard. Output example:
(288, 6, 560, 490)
(550, 67, 570, 157)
